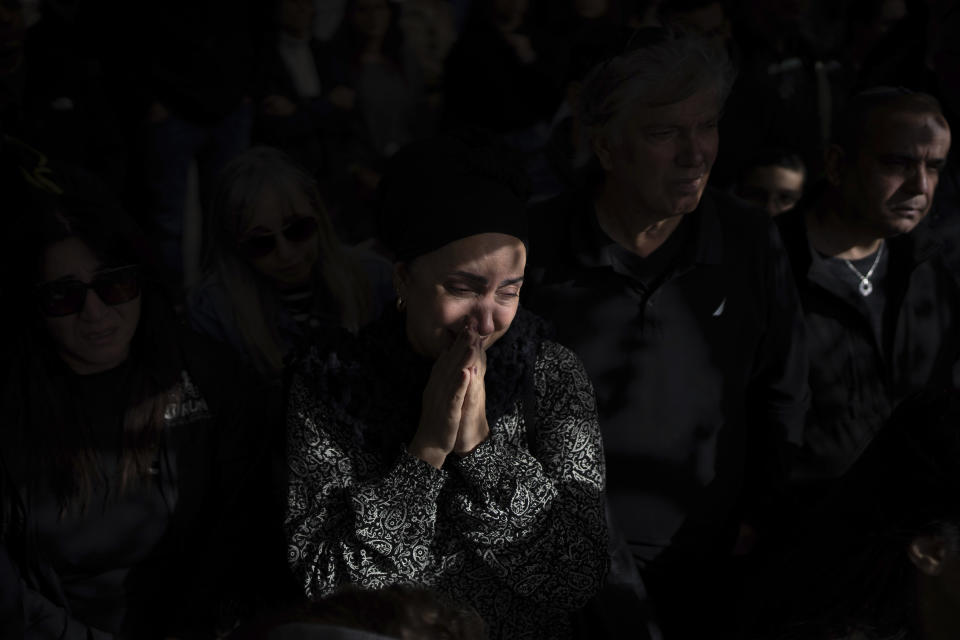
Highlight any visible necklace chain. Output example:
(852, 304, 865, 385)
(842, 241, 884, 297)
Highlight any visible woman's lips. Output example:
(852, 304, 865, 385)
(84, 327, 118, 344)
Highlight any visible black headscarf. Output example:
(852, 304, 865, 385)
(377, 131, 530, 263)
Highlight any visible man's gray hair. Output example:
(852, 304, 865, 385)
(580, 28, 736, 141)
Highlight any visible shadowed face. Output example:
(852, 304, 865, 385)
(396, 233, 526, 359)
(239, 186, 321, 289)
(598, 85, 721, 221)
(278, 0, 315, 39)
(352, 0, 390, 40)
(840, 110, 951, 237)
(739, 164, 806, 216)
(39, 238, 141, 375)
(668, 2, 731, 51)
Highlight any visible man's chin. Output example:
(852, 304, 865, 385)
(884, 213, 926, 237)
(668, 198, 702, 218)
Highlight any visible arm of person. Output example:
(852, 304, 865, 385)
(447, 341, 608, 609)
(0, 545, 111, 639)
(285, 373, 448, 599)
(20, 587, 113, 639)
(0, 449, 110, 639)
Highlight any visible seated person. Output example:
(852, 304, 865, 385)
(284, 134, 608, 640)
(188, 146, 392, 383)
(0, 175, 270, 637)
(734, 148, 806, 216)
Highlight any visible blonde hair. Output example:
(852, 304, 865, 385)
(201, 147, 372, 377)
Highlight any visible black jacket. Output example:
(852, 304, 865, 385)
(777, 208, 960, 480)
(524, 188, 809, 571)
(0, 327, 282, 639)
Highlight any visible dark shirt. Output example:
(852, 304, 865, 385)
(32, 361, 172, 634)
(1, 330, 279, 638)
(817, 244, 889, 350)
(777, 208, 960, 480)
(525, 188, 809, 571)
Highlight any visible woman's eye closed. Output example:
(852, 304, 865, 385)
(445, 284, 475, 295)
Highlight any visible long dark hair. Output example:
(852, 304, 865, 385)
(2, 174, 183, 521)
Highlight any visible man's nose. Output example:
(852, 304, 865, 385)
(904, 164, 931, 195)
(677, 132, 706, 167)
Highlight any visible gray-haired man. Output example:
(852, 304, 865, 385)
(525, 29, 809, 637)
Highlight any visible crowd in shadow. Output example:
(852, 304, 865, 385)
(2, 0, 960, 638)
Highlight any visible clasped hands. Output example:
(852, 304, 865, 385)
(409, 321, 490, 469)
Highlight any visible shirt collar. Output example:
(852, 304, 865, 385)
(787, 204, 944, 286)
(570, 189, 725, 269)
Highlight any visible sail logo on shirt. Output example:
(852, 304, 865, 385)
(712, 298, 726, 317)
(164, 371, 211, 424)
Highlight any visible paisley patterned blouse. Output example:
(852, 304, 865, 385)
(284, 309, 607, 639)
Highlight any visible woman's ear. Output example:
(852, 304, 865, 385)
(908, 535, 947, 576)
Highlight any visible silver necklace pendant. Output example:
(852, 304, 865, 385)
(843, 242, 884, 298)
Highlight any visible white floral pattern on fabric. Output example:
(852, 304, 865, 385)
(285, 340, 607, 640)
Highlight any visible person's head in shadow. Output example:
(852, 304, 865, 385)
(265, 585, 487, 640)
(276, 0, 316, 41)
(657, 0, 732, 54)
(734, 148, 806, 216)
(197, 146, 375, 378)
(333, 0, 403, 65)
(772, 388, 960, 639)
(821, 87, 951, 242)
(578, 27, 735, 233)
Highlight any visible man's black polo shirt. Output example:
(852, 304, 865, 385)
(524, 188, 808, 571)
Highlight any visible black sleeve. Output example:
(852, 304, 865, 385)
(742, 219, 810, 528)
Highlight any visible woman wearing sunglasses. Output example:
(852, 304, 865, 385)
(0, 184, 274, 637)
(189, 146, 392, 382)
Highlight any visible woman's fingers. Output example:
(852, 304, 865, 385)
(412, 322, 489, 466)
(454, 367, 490, 455)
(450, 367, 471, 416)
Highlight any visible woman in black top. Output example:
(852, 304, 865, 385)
(0, 174, 271, 638)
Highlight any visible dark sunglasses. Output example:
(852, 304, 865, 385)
(239, 216, 319, 259)
(36, 265, 141, 317)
